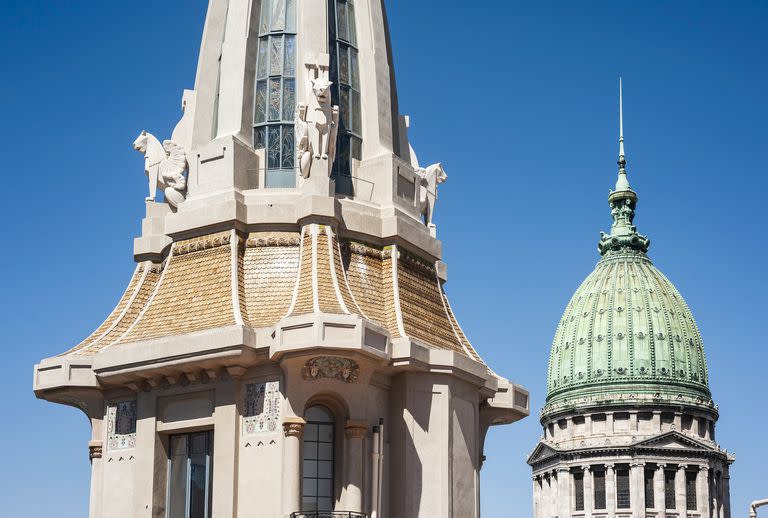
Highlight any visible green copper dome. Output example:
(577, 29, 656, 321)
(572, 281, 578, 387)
(544, 104, 712, 415)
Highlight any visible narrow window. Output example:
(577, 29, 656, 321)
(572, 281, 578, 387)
(574, 472, 585, 511)
(302, 406, 335, 512)
(167, 431, 214, 518)
(686, 471, 698, 511)
(616, 468, 631, 509)
(328, 0, 362, 195)
(593, 469, 606, 510)
(665, 470, 676, 509)
(644, 469, 655, 509)
(253, 0, 297, 187)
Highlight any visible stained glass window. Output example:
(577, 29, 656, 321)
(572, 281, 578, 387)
(253, 0, 297, 187)
(329, 0, 362, 196)
(616, 468, 631, 508)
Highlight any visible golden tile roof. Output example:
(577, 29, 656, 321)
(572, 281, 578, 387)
(63, 226, 484, 363)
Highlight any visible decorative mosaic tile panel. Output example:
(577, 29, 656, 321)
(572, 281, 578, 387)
(106, 400, 137, 451)
(243, 381, 281, 435)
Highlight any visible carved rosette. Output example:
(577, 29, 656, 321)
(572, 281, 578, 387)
(302, 356, 360, 383)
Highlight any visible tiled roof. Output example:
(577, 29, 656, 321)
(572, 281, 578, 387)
(62, 226, 485, 363)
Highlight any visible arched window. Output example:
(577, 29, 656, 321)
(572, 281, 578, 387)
(328, 0, 362, 195)
(253, 0, 297, 188)
(302, 405, 335, 512)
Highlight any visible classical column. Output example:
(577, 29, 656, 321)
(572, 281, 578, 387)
(583, 466, 594, 518)
(557, 468, 572, 518)
(606, 464, 616, 515)
(722, 467, 731, 518)
(533, 476, 541, 518)
(607, 413, 615, 434)
(344, 420, 368, 513)
(282, 417, 306, 517)
(697, 466, 710, 517)
(654, 464, 666, 513)
(673, 413, 682, 431)
(631, 462, 646, 518)
(675, 465, 687, 515)
(630, 412, 638, 433)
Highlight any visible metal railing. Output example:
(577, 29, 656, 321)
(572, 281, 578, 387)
(290, 512, 366, 518)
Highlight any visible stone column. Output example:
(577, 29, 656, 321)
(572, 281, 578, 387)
(553, 471, 560, 518)
(583, 466, 594, 518)
(533, 476, 541, 518)
(344, 420, 368, 513)
(630, 412, 638, 433)
(88, 439, 104, 518)
(606, 464, 616, 515)
(654, 464, 666, 512)
(631, 462, 645, 518)
(558, 468, 572, 518)
(697, 466, 710, 517)
(585, 415, 593, 436)
(212, 380, 239, 518)
(722, 468, 731, 518)
(282, 417, 306, 517)
(607, 413, 615, 434)
(673, 413, 682, 431)
(675, 465, 688, 515)
(652, 411, 662, 433)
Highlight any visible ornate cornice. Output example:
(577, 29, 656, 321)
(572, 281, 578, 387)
(174, 231, 231, 255)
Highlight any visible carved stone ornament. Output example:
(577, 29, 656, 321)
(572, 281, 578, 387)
(132, 131, 188, 208)
(302, 356, 360, 383)
(88, 440, 103, 461)
(283, 418, 306, 438)
(416, 163, 447, 235)
(295, 54, 340, 179)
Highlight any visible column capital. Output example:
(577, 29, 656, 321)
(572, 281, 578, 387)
(677, 464, 688, 472)
(582, 465, 592, 473)
(605, 463, 615, 471)
(555, 467, 570, 474)
(344, 420, 368, 439)
(699, 465, 710, 472)
(657, 463, 667, 470)
(631, 461, 646, 468)
(88, 440, 103, 461)
(283, 417, 306, 438)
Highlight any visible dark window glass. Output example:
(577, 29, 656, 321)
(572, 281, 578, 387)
(167, 432, 213, 518)
(594, 470, 606, 510)
(329, 0, 362, 196)
(302, 406, 335, 512)
(686, 471, 697, 511)
(616, 468, 631, 508)
(665, 470, 676, 509)
(574, 472, 584, 511)
(645, 469, 655, 509)
(253, 0, 297, 187)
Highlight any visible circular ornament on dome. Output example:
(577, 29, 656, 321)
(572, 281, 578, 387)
(636, 331, 646, 339)
(617, 306, 625, 312)
(656, 333, 665, 340)
(616, 367, 627, 375)
(596, 334, 605, 342)
(616, 332, 625, 340)
(660, 367, 669, 375)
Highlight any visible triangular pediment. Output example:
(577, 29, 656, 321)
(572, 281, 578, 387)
(527, 441, 561, 465)
(634, 431, 715, 451)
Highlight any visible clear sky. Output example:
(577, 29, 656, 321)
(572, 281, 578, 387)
(1, 1, 766, 516)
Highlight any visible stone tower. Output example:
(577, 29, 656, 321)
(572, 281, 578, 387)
(527, 82, 733, 518)
(33, 2, 529, 518)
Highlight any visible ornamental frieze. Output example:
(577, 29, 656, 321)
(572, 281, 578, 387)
(302, 356, 360, 383)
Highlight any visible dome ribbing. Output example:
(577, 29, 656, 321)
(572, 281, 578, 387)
(543, 84, 712, 415)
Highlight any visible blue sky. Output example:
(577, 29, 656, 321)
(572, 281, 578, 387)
(1, 1, 766, 516)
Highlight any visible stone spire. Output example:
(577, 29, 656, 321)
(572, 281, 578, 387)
(598, 78, 650, 255)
